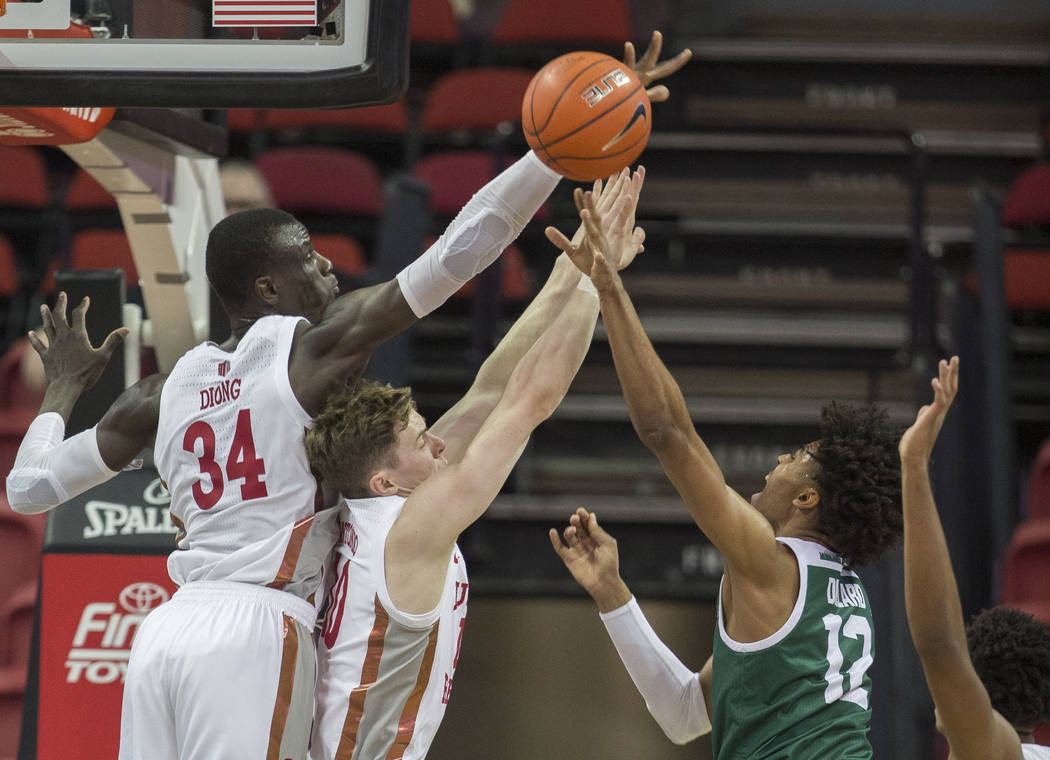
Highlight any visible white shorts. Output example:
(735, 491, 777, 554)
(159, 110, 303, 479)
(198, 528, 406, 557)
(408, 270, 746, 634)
(119, 581, 317, 760)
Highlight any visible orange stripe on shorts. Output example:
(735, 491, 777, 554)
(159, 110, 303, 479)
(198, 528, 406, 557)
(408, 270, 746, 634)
(335, 596, 390, 760)
(266, 614, 300, 760)
(385, 620, 440, 759)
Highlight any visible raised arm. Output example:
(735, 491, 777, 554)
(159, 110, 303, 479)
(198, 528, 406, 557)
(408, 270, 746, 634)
(384, 272, 600, 613)
(290, 34, 689, 413)
(432, 168, 645, 462)
(289, 150, 564, 413)
(550, 508, 711, 744)
(900, 357, 1019, 760)
(6, 294, 162, 513)
(582, 200, 780, 581)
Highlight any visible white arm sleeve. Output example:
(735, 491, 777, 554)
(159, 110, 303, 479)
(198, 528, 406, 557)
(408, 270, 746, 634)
(600, 597, 712, 744)
(6, 412, 119, 514)
(396, 150, 562, 317)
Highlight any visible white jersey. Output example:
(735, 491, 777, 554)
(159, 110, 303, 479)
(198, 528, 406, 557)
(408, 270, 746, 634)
(1023, 745, 1050, 759)
(155, 315, 335, 601)
(312, 495, 469, 760)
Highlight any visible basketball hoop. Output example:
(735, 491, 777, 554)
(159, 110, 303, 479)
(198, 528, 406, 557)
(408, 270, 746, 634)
(0, 20, 113, 145)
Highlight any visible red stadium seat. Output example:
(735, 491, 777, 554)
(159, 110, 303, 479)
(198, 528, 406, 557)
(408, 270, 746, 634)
(69, 229, 138, 284)
(0, 235, 18, 298)
(0, 506, 45, 615)
(0, 582, 36, 667)
(420, 68, 534, 133)
(413, 150, 549, 220)
(311, 233, 367, 278)
(256, 147, 385, 216)
(226, 109, 264, 134)
(0, 339, 44, 414)
(1002, 519, 1050, 606)
(1028, 439, 1050, 521)
(413, 150, 498, 215)
(1001, 250, 1050, 310)
(1002, 163, 1050, 228)
(0, 147, 49, 208)
(491, 0, 633, 45)
(62, 170, 116, 211)
(410, 0, 459, 44)
(0, 665, 25, 760)
(1011, 599, 1050, 627)
(261, 102, 410, 134)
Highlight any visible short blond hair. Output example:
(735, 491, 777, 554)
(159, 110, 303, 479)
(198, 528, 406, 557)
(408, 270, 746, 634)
(306, 379, 414, 497)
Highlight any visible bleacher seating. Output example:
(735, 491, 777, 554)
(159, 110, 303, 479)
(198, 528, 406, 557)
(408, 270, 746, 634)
(0, 508, 44, 679)
(1029, 439, 1050, 521)
(0, 582, 36, 670)
(0, 664, 25, 760)
(1002, 519, 1050, 612)
(490, 0, 633, 48)
(256, 146, 384, 218)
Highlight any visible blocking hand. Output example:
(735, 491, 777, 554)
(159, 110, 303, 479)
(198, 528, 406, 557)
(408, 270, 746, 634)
(624, 30, 693, 103)
(899, 356, 959, 466)
(545, 166, 646, 277)
(29, 291, 129, 392)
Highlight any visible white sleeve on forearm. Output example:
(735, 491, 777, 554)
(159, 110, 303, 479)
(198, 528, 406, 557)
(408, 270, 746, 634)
(600, 597, 712, 744)
(397, 150, 562, 317)
(6, 412, 119, 514)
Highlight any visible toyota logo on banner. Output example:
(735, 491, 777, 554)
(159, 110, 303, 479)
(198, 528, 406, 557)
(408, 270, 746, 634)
(118, 582, 170, 613)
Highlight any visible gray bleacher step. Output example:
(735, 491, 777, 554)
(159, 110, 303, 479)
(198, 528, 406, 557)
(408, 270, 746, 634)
(733, 13, 1050, 47)
(487, 493, 693, 523)
(683, 38, 1050, 66)
(415, 308, 910, 348)
(636, 176, 974, 229)
(548, 395, 918, 426)
(618, 272, 908, 309)
(569, 365, 915, 401)
(646, 130, 1041, 159)
(593, 308, 908, 348)
(681, 98, 1040, 138)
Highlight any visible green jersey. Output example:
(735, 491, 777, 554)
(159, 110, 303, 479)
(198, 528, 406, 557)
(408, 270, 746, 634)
(712, 537, 874, 759)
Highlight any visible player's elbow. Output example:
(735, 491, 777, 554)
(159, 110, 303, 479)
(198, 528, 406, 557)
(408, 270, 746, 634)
(634, 418, 686, 454)
(654, 716, 706, 745)
(6, 470, 64, 514)
(520, 386, 564, 425)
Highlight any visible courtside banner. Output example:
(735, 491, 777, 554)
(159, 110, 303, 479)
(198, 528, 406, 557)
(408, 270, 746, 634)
(212, 0, 318, 26)
(37, 554, 175, 758)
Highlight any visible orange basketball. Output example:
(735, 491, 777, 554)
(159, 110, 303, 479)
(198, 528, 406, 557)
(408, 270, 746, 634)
(522, 51, 651, 182)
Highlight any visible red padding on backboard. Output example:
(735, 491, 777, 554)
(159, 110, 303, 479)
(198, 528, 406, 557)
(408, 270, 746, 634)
(0, 107, 115, 145)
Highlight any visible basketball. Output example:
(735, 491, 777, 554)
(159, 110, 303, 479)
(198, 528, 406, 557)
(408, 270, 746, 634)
(522, 51, 652, 182)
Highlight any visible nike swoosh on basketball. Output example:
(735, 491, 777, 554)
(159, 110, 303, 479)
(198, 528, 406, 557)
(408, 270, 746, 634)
(601, 102, 648, 152)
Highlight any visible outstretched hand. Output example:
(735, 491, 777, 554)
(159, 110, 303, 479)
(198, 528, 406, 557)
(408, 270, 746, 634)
(624, 30, 693, 103)
(29, 291, 129, 392)
(899, 356, 959, 465)
(545, 166, 646, 276)
(549, 508, 629, 611)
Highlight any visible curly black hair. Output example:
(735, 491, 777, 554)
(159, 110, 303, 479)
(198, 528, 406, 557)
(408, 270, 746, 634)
(967, 606, 1050, 729)
(809, 402, 903, 566)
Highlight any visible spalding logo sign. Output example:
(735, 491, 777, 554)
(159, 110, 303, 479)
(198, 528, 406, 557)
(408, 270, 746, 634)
(82, 478, 179, 539)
